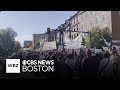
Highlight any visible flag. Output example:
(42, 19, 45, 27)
(102, 36, 111, 47)
(29, 41, 34, 49)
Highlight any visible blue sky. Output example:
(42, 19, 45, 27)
(0, 11, 76, 46)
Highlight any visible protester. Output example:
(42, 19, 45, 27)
(65, 53, 77, 70)
(54, 54, 74, 80)
(109, 49, 120, 80)
(1, 45, 120, 80)
(26, 52, 32, 60)
(81, 49, 99, 80)
(39, 52, 45, 60)
(32, 52, 39, 60)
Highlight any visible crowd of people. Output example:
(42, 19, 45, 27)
(0, 46, 120, 80)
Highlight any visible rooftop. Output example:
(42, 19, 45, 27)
(68, 11, 86, 21)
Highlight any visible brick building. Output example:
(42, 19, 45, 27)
(68, 11, 120, 45)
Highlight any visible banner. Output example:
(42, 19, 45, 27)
(64, 33, 83, 49)
(23, 48, 33, 51)
(95, 49, 102, 54)
(40, 41, 56, 51)
(102, 36, 111, 47)
(58, 45, 63, 52)
(102, 46, 109, 51)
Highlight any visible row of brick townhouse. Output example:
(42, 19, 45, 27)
(68, 11, 120, 46)
(44, 11, 120, 48)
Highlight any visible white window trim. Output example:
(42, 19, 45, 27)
(81, 14, 83, 20)
(77, 25, 79, 31)
(102, 13, 107, 22)
(86, 11, 87, 18)
(78, 15, 80, 22)
(86, 21, 89, 29)
(72, 27, 74, 31)
(74, 26, 75, 31)
(74, 18, 75, 24)
(74, 25, 76, 31)
(77, 16, 78, 23)
(82, 24, 84, 32)
(96, 16, 100, 25)
(90, 19, 93, 27)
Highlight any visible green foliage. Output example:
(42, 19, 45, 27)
(14, 41, 22, 52)
(0, 28, 21, 57)
(85, 27, 112, 48)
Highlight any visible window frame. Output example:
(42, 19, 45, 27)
(90, 19, 93, 27)
(96, 16, 100, 24)
(86, 11, 87, 18)
(74, 26, 75, 31)
(81, 14, 83, 20)
(74, 18, 75, 24)
(103, 13, 107, 22)
(77, 24, 78, 31)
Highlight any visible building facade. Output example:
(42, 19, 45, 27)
(33, 34, 44, 45)
(24, 40, 32, 48)
(69, 11, 120, 45)
(111, 11, 120, 46)
(45, 28, 57, 42)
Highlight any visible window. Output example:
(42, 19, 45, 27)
(74, 35, 76, 38)
(72, 20, 74, 25)
(86, 11, 87, 18)
(77, 25, 78, 30)
(72, 27, 74, 31)
(85, 23, 87, 29)
(78, 15, 80, 22)
(86, 21, 88, 29)
(103, 14, 107, 22)
(74, 18, 75, 24)
(82, 25, 84, 31)
(77, 16, 78, 22)
(76, 17, 78, 23)
(81, 15, 83, 20)
(77, 33, 78, 36)
(74, 27, 75, 31)
(71, 35, 73, 39)
(90, 19, 93, 27)
(96, 16, 100, 24)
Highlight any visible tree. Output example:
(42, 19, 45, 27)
(14, 41, 22, 53)
(0, 27, 20, 57)
(6, 27, 17, 40)
(85, 27, 112, 48)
